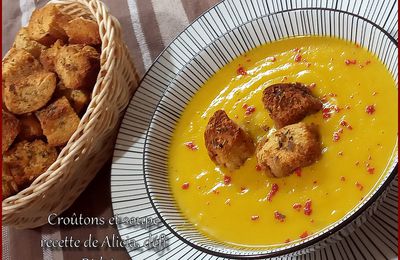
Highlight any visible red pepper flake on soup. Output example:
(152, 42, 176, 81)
(322, 107, 332, 119)
(223, 175, 232, 185)
(299, 231, 309, 239)
(251, 215, 260, 221)
(294, 53, 302, 62)
(255, 164, 262, 171)
(293, 203, 302, 211)
(366, 105, 376, 115)
(304, 199, 312, 216)
(294, 167, 302, 177)
(284, 239, 291, 243)
(181, 182, 190, 190)
(237, 66, 247, 76)
(184, 141, 198, 151)
(340, 120, 353, 130)
(333, 131, 341, 142)
(266, 56, 276, 62)
(367, 167, 375, 174)
(340, 176, 346, 181)
(244, 105, 256, 115)
(356, 182, 364, 191)
(267, 183, 279, 202)
(274, 211, 286, 222)
(345, 59, 357, 65)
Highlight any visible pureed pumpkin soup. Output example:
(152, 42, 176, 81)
(168, 36, 397, 247)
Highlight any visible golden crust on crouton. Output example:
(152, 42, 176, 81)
(262, 83, 322, 128)
(2, 110, 20, 154)
(2, 48, 42, 86)
(204, 110, 255, 171)
(2, 163, 19, 199)
(3, 140, 58, 189)
(256, 122, 321, 178)
(13, 27, 46, 58)
(64, 17, 101, 45)
(55, 83, 91, 115)
(27, 4, 71, 46)
(3, 71, 57, 114)
(35, 97, 80, 146)
(18, 114, 43, 140)
(39, 40, 64, 72)
(55, 44, 100, 89)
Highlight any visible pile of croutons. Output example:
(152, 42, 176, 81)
(2, 4, 101, 199)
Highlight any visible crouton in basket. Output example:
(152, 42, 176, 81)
(262, 83, 322, 128)
(27, 4, 71, 46)
(55, 82, 91, 114)
(2, 48, 41, 86)
(64, 17, 101, 45)
(204, 110, 255, 171)
(3, 140, 58, 190)
(2, 110, 20, 154)
(13, 27, 46, 58)
(2, 163, 19, 199)
(35, 97, 81, 146)
(55, 44, 100, 89)
(39, 40, 64, 72)
(256, 122, 321, 178)
(18, 114, 43, 140)
(3, 71, 57, 114)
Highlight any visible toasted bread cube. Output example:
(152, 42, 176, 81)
(18, 114, 43, 140)
(204, 110, 255, 171)
(3, 140, 58, 189)
(2, 110, 20, 154)
(55, 44, 100, 89)
(262, 83, 322, 128)
(3, 71, 57, 114)
(35, 97, 80, 146)
(55, 83, 91, 114)
(256, 122, 321, 178)
(2, 48, 41, 86)
(39, 40, 64, 72)
(64, 17, 101, 45)
(2, 163, 19, 199)
(27, 4, 71, 46)
(13, 27, 47, 58)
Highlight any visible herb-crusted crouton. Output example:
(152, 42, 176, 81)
(55, 83, 91, 114)
(256, 122, 321, 178)
(2, 48, 41, 86)
(262, 83, 322, 128)
(35, 97, 80, 146)
(39, 40, 64, 72)
(204, 110, 255, 171)
(2, 163, 19, 199)
(18, 114, 43, 140)
(64, 17, 101, 45)
(3, 71, 57, 114)
(27, 4, 71, 46)
(13, 27, 46, 58)
(2, 110, 20, 154)
(55, 44, 100, 89)
(3, 140, 58, 189)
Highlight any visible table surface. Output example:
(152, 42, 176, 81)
(2, 1, 398, 260)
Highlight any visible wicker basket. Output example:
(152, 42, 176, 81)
(2, 0, 138, 229)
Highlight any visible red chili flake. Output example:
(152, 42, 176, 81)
(340, 176, 346, 181)
(213, 189, 220, 195)
(246, 58, 251, 62)
(293, 47, 300, 52)
(356, 182, 364, 191)
(299, 231, 309, 239)
(294, 53, 302, 62)
(255, 164, 262, 171)
(245, 105, 256, 115)
(355, 44, 360, 48)
(294, 168, 302, 177)
(367, 167, 375, 174)
(281, 76, 288, 82)
(223, 175, 232, 185)
(251, 215, 260, 221)
(333, 106, 341, 113)
(322, 107, 332, 119)
(267, 183, 279, 202)
(306, 62, 312, 68)
(184, 141, 198, 151)
(240, 187, 248, 193)
(309, 83, 317, 89)
(340, 120, 353, 130)
(333, 131, 341, 142)
(293, 203, 302, 211)
(365, 60, 371, 65)
(181, 182, 190, 190)
(304, 199, 312, 216)
(313, 180, 318, 184)
(274, 211, 286, 222)
(266, 56, 276, 62)
(284, 239, 291, 243)
(242, 103, 248, 109)
(345, 59, 357, 65)
(366, 105, 376, 115)
(237, 66, 247, 76)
